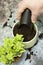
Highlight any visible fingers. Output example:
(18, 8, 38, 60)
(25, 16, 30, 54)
(31, 14, 37, 23)
(31, 10, 39, 23)
(18, 1, 27, 20)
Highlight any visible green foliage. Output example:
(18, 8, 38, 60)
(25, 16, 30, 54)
(0, 34, 25, 65)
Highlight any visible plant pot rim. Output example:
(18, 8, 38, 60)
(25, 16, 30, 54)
(12, 20, 38, 48)
(12, 20, 38, 41)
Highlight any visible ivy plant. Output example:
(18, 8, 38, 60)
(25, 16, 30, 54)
(0, 34, 25, 65)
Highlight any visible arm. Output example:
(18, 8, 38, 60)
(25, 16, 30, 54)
(18, 0, 43, 23)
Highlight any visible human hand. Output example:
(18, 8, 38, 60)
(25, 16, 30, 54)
(18, 0, 43, 23)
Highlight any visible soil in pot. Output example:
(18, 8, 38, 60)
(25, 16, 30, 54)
(13, 23, 36, 42)
(39, 33, 43, 39)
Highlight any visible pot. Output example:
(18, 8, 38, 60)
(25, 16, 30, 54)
(12, 20, 38, 48)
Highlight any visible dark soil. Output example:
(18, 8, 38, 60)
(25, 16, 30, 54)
(8, 25, 12, 28)
(9, 13, 12, 18)
(3, 22, 12, 29)
(25, 53, 31, 60)
(39, 33, 43, 39)
(25, 48, 32, 51)
(13, 20, 16, 23)
(3, 22, 7, 28)
(13, 23, 36, 42)
(30, 60, 32, 63)
(30, 52, 33, 55)
(25, 51, 36, 61)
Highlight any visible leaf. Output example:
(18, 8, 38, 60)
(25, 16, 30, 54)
(4, 38, 14, 48)
(0, 34, 25, 65)
(0, 55, 7, 64)
(6, 52, 14, 60)
(0, 46, 5, 55)
(13, 34, 24, 44)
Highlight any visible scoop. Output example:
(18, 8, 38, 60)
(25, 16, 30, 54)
(20, 8, 33, 30)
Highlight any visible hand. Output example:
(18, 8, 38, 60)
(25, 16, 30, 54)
(18, 0, 43, 23)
